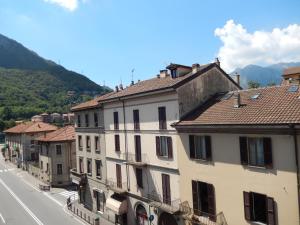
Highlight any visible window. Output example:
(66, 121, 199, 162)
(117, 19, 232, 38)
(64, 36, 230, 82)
(114, 111, 119, 130)
(243, 191, 276, 225)
(94, 113, 98, 127)
(77, 115, 81, 127)
(158, 107, 167, 130)
(95, 136, 100, 153)
(192, 180, 216, 221)
(162, 174, 171, 205)
(56, 145, 62, 155)
(240, 137, 272, 168)
(85, 114, 89, 127)
(156, 136, 173, 159)
(79, 157, 84, 173)
(95, 191, 104, 212)
(115, 135, 120, 152)
(46, 163, 49, 173)
(87, 158, 92, 175)
(40, 161, 43, 170)
(135, 135, 142, 162)
(136, 168, 143, 188)
(78, 136, 83, 151)
(116, 164, 122, 188)
(57, 164, 62, 175)
(189, 135, 212, 160)
(86, 136, 91, 151)
(133, 109, 140, 130)
(95, 160, 102, 178)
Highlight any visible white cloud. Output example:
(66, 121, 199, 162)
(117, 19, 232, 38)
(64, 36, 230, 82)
(43, 0, 87, 11)
(215, 20, 300, 72)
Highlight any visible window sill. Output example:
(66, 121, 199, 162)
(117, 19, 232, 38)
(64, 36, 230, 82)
(250, 221, 267, 225)
(96, 176, 102, 180)
(97, 210, 104, 215)
(86, 148, 91, 152)
(87, 173, 92, 176)
(191, 158, 212, 163)
(246, 165, 267, 170)
(157, 155, 173, 160)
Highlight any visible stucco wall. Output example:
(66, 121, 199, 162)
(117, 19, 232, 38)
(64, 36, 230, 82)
(177, 132, 299, 225)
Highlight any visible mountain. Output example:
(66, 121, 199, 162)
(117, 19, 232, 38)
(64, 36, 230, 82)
(0, 33, 111, 121)
(231, 62, 300, 88)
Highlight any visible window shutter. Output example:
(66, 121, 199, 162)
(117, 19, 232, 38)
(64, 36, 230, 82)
(240, 137, 248, 165)
(162, 174, 171, 205)
(192, 180, 199, 216)
(205, 136, 212, 160)
(243, 191, 251, 221)
(267, 197, 276, 225)
(115, 135, 120, 152)
(93, 190, 97, 198)
(207, 183, 216, 221)
(189, 135, 195, 159)
(156, 136, 161, 156)
(167, 137, 173, 159)
(263, 138, 273, 169)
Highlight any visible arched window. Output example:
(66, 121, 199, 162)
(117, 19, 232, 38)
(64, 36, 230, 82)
(158, 212, 178, 225)
(136, 204, 147, 225)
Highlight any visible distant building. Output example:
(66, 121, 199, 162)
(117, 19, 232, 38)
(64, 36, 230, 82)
(282, 66, 300, 85)
(31, 115, 43, 122)
(41, 113, 51, 123)
(36, 125, 76, 186)
(51, 113, 62, 123)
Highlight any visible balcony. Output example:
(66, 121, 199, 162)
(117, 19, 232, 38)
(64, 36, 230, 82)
(121, 153, 149, 167)
(70, 168, 87, 186)
(180, 201, 228, 225)
(106, 178, 127, 194)
(147, 190, 181, 214)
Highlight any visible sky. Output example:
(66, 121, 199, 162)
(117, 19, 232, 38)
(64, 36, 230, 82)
(0, 0, 300, 88)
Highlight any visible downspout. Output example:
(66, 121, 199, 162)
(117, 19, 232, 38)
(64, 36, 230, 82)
(121, 98, 130, 191)
(290, 124, 300, 222)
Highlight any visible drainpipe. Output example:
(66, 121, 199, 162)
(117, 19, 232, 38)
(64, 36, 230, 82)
(121, 99, 130, 191)
(290, 124, 300, 222)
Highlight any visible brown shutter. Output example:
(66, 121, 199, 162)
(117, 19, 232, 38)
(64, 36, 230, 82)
(114, 112, 119, 130)
(116, 164, 122, 188)
(263, 138, 273, 169)
(115, 135, 120, 152)
(189, 135, 195, 159)
(136, 168, 143, 188)
(167, 137, 173, 159)
(133, 110, 140, 130)
(243, 191, 251, 221)
(240, 137, 248, 165)
(192, 180, 200, 216)
(267, 197, 276, 225)
(135, 135, 141, 162)
(205, 136, 212, 161)
(156, 136, 161, 156)
(158, 107, 166, 129)
(162, 174, 171, 205)
(207, 183, 216, 221)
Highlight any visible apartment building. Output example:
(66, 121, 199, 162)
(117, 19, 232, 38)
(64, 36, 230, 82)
(173, 85, 300, 225)
(70, 94, 110, 224)
(36, 125, 76, 186)
(99, 61, 240, 225)
(4, 122, 57, 169)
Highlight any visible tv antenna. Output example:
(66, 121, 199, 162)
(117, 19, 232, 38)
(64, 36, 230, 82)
(131, 68, 135, 83)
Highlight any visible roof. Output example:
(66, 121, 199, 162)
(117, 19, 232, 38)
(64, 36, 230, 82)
(71, 92, 114, 111)
(99, 63, 224, 101)
(4, 122, 57, 134)
(176, 85, 300, 126)
(283, 66, 300, 76)
(37, 125, 75, 142)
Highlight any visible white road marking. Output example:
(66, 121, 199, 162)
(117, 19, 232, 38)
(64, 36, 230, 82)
(0, 178, 44, 225)
(43, 192, 63, 207)
(0, 213, 5, 224)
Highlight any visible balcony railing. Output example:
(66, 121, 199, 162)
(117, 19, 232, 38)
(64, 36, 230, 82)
(180, 201, 228, 225)
(106, 178, 127, 194)
(120, 153, 149, 167)
(147, 190, 181, 214)
(70, 168, 87, 185)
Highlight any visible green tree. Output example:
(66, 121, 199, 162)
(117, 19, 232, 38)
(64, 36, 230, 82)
(1, 107, 13, 120)
(248, 80, 260, 89)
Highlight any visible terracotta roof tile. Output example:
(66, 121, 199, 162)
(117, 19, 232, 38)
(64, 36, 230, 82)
(37, 125, 75, 142)
(4, 122, 57, 134)
(71, 92, 114, 111)
(177, 85, 300, 126)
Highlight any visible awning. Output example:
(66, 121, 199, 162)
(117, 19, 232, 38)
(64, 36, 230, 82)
(106, 195, 127, 215)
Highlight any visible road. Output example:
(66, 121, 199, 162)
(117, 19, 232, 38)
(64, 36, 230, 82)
(0, 154, 85, 225)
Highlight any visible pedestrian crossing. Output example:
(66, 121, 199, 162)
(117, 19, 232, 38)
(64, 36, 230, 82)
(59, 190, 78, 201)
(0, 168, 14, 173)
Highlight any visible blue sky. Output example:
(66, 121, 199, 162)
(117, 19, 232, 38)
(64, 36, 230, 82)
(0, 0, 300, 88)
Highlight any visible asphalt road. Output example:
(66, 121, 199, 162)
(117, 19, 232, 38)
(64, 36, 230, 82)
(0, 154, 85, 225)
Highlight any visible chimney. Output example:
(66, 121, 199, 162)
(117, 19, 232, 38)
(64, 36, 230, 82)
(157, 74, 160, 79)
(119, 84, 123, 90)
(160, 70, 168, 78)
(131, 80, 134, 86)
(192, 63, 200, 73)
(215, 57, 220, 66)
(233, 92, 241, 108)
(234, 73, 240, 86)
(115, 85, 119, 92)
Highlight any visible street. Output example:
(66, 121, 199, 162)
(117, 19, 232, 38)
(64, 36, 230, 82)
(0, 154, 85, 225)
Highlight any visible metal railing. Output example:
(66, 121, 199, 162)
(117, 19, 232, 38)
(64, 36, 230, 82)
(147, 190, 181, 212)
(70, 168, 87, 184)
(106, 178, 127, 191)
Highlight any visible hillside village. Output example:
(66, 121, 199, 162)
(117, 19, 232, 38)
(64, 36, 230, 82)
(2, 60, 300, 225)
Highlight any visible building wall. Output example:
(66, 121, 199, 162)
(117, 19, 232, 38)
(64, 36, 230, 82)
(177, 67, 239, 117)
(177, 132, 300, 225)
